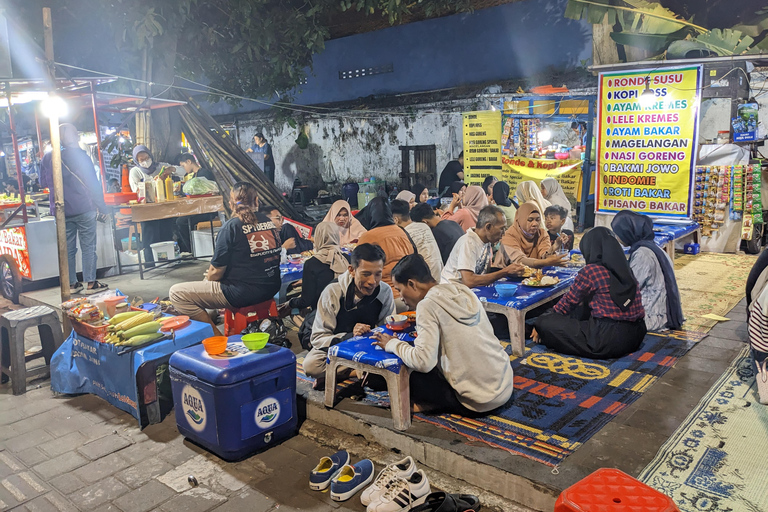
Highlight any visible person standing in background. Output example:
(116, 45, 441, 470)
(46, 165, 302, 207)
(438, 151, 464, 197)
(40, 124, 109, 294)
(246, 133, 275, 183)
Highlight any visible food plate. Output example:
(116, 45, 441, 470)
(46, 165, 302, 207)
(386, 323, 411, 331)
(160, 315, 190, 331)
(521, 276, 560, 287)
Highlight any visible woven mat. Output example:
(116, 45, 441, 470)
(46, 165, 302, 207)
(674, 252, 755, 333)
(300, 329, 705, 467)
(640, 348, 768, 511)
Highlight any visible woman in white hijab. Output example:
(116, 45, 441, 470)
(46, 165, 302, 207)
(540, 177, 574, 231)
(516, 181, 551, 216)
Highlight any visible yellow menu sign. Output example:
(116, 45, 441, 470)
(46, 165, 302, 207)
(463, 110, 502, 186)
(595, 65, 702, 218)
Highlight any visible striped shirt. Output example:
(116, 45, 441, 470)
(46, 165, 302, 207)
(748, 299, 768, 354)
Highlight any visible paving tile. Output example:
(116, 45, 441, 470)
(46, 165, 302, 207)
(68, 477, 130, 511)
(115, 457, 174, 489)
(156, 440, 207, 466)
(159, 487, 226, 512)
(113, 480, 176, 512)
(0, 409, 23, 426)
(49, 473, 87, 495)
(18, 398, 62, 419)
(78, 434, 132, 461)
(115, 441, 163, 466)
(0, 470, 50, 508)
(73, 452, 132, 484)
(14, 490, 78, 512)
(4, 428, 54, 453)
(16, 446, 49, 467)
(0, 450, 24, 479)
(33, 451, 89, 480)
(6, 410, 60, 434)
(88, 504, 124, 512)
(0, 423, 21, 442)
(38, 432, 88, 458)
(210, 488, 275, 512)
(45, 414, 96, 438)
(699, 335, 747, 351)
(673, 354, 732, 375)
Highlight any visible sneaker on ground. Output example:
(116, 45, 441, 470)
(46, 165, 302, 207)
(360, 456, 417, 506)
(367, 470, 431, 512)
(330, 459, 375, 502)
(309, 449, 349, 491)
(82, 281, 108, 295)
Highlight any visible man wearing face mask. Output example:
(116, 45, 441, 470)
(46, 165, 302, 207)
(128, 145, 183, 265)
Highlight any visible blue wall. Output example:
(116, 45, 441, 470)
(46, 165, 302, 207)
(206, 0, 591, 115)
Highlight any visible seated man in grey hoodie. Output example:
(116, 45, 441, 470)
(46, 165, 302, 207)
(303, 243, 396, 384)
(372, 254, 514, 414)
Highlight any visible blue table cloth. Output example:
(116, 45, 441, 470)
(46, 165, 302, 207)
(280, 262, 303, 284)
(50, 319, 214, 426)
(327, 326, 415, 375)
(653, 222, 699, 243)
(472, 267, 580, 309)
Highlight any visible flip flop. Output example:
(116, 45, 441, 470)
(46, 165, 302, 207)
(411, 492, 481, 512)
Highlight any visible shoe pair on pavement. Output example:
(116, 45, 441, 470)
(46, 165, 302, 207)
(310, 451, 432, 511)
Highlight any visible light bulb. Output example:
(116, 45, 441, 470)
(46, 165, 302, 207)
(41, 95, 68, 119)
(537, 129, 552, 142)
(638, 78, 657, 108)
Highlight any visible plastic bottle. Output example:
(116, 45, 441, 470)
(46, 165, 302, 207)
(155, 177, 166, 202)
(165, 175, 174, 201)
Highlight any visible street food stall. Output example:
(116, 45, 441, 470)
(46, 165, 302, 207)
(0, 77, 194, 301)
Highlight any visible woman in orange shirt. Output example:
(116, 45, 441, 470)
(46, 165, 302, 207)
(356, 197, 414, 312)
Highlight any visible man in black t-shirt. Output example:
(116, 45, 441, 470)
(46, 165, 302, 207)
(175, 153, 219, 254)
(438, 151, 464, 197)
(411, 203, 466, 264)
(261, 205, 313, 255)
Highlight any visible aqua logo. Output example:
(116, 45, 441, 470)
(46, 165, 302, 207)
(255, 397, 280, 428)
(181, 385, 207, 432)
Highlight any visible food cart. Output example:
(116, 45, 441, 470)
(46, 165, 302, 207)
(0, 78, 186, 302)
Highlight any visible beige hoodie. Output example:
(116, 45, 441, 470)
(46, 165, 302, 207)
(385, 283, 514, 412)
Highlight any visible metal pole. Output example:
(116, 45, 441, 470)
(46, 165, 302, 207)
(43, 7, 70, 302)
(89, 81, 107, 193)
(34, 110, 44, 161)
(578, 98, 596, 232)
(5, 90, 28, 224)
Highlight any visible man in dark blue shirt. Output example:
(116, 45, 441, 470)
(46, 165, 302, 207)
(40, 124, 108, 294)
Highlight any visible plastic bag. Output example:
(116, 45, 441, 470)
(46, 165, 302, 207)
(183, 177, 219, 196)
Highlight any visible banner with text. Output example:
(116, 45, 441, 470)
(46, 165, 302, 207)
(595, 65, 701, 217)
(463, 110, 502, 186)
(502, 156, 584, 201)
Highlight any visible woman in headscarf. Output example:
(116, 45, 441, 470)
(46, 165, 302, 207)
(395, 190, 417, 209)
(128, 145, 184, 264)
(280, 222, 351, 349)
(441, 185, 488, 232)
(540, 177, 574, 231)
(533, 227, 646, 359)
(516, 180, 551, 217)
(482, 176, 498, 204)
(322, 200, 367, 245)
(492, 181, 517, 228)
(501, 202, 568, 268)
(411, 183, 429, 204)
(611, 210, 683, 331)
(357, 197, 415, 309)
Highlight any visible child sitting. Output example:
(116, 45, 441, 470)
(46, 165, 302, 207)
(544, 205, 574, 252)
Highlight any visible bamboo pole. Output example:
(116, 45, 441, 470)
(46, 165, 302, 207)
(43, 7, 70, 303)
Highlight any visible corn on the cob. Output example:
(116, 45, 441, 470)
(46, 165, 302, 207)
(122, 322, 161, 340)
(109, 312, 153, 332)
(116, 332, 164, 347)
(108, 311, 143, 325)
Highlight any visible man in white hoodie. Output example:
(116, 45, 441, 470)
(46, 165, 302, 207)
(372, 254, 514, 414)
(303, 243, 396, 383)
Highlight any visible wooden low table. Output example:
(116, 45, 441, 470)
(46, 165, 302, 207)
(112, 195, 225, 279)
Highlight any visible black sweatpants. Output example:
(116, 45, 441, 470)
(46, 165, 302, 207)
(534, 308, 647, 360)
(175, 213, 217, 254)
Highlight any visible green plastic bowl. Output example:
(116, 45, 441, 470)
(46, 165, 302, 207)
(242, 332, 269, 350)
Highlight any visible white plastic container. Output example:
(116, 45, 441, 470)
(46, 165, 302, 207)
(151, 241, 178, 261)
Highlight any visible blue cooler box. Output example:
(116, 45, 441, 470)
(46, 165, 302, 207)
(169, 336, 297, 461)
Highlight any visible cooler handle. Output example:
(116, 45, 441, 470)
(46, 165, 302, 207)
(249, 368, 282, 394)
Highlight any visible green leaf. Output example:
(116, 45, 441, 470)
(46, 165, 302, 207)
(610, 31, 676, 53)
(231, 41, 245, 53)
(620, 0, 691, 35)
(287, 118, 297, 129)
(694, 28, 754, 56)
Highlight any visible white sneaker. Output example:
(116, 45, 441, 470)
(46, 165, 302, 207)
(366, 470, 430, 512)
(360, 456, 417, 506)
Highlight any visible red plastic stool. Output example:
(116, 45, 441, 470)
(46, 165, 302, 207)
(555, 468, 679, 512)
(223, 300, 278, 336)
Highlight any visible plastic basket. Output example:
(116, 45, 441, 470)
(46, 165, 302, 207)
(70, 307, 143, 343)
